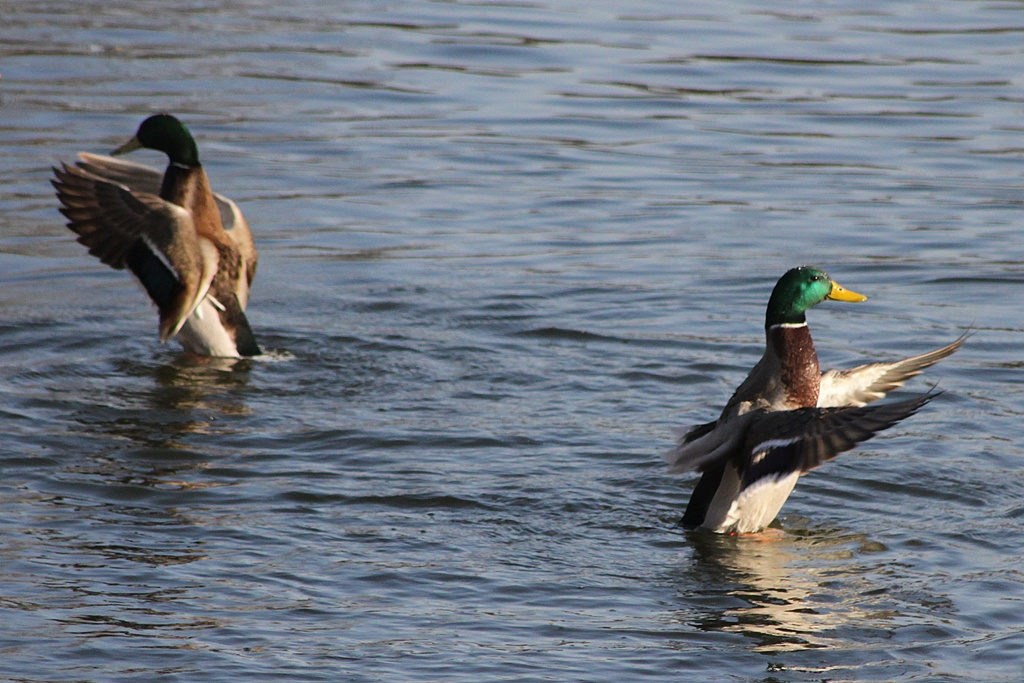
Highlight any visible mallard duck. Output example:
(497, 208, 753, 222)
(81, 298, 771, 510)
(52, 114, 260, 358)
(666, 266, 964, 534)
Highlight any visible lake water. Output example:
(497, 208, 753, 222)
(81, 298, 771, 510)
(2, 0, 1023, 680)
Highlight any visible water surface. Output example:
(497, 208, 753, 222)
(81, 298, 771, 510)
(2, 1, 1023, 680)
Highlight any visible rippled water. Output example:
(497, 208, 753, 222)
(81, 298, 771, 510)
(2, 1, 1024, 680)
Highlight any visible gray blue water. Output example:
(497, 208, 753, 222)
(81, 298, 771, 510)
(2, 1, 1023, 680)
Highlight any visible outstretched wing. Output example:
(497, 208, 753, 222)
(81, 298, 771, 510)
(739, 392, 936, 487)
(52, 162, 218, 343)
(77, 152, 258, 303)
(73, 152, 164, 196)
(664, 414, 755, 474)
(818, 334, 966, 408)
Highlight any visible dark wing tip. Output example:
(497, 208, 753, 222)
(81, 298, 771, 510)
(681, 419, 718, 445)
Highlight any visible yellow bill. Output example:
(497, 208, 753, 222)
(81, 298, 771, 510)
(827, 280, 868, 302)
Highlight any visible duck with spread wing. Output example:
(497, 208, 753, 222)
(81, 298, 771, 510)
(667, 266, 964, 534)
(53, 114, 260, 358)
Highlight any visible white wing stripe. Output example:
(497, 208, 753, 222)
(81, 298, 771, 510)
(140, 233, 181, 283)
(750, 436, 801, 461)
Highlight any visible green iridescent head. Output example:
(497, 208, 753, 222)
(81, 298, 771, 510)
(765, 266, 866, 327)
(111, 114, 200, 167)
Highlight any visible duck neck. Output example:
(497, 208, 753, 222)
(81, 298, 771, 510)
(160, 162, 202, 203)
(766, 322, 820, 407)
(159, 164, 224, 237)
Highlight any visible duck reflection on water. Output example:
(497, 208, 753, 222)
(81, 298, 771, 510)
(675, 524, 919, 655)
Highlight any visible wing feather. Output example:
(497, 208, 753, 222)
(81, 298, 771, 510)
(73, 152, 163, 195)
(740, 392, 936, 487)
(665, 413, 754, 474)
(818, 334, 966, 408)
(53, 162, 216, 344)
